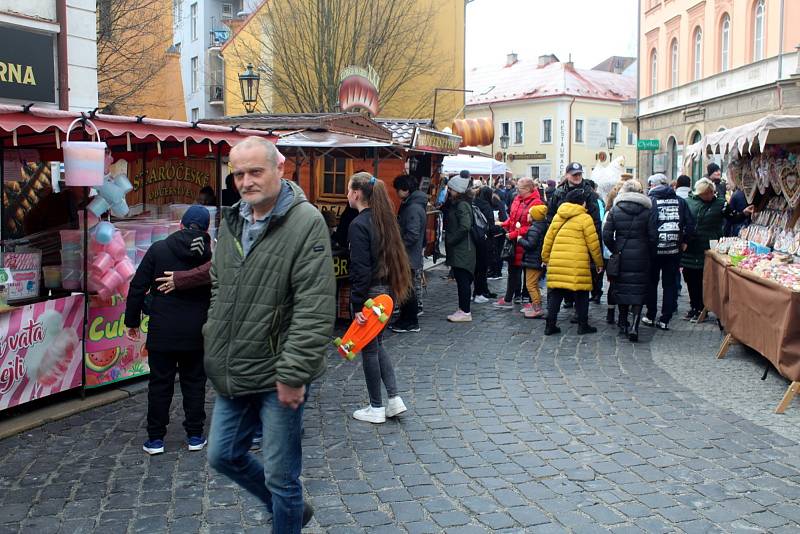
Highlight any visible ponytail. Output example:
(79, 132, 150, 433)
(349, 172, 412, 303)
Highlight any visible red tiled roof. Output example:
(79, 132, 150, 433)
(466, 60, 636, 106)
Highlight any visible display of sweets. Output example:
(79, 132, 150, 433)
(715, 237, 748, 255)
(735, 252, 800, 291)
(740, 195, 792, 248)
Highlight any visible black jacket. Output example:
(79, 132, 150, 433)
(518, 220, 548, 269)
(648, 185, 695, 256)
(473, 196, 496, 246)
(602, 192, 657, 305)
(126, 229, 212, 351)
(548, 180, 601, 235)
(348, 208, 382, 310)
(397, 190, 428, 270)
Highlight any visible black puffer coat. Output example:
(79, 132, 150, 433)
(602, 191, 657, 305)
(518, 220, 547, 269)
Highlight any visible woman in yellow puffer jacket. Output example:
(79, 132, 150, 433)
(541, 189, 603, 336)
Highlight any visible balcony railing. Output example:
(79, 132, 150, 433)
(209, 30, 230, 49)
(209, 85, 224, 104)
(639, 53, 798, 117)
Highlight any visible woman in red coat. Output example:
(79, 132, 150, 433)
(494, 177, 543, 309)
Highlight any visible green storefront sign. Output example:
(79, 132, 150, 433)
(637, 139, 660, 151)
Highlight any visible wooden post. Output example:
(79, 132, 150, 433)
(697, 307, 708, 324)
(775, 381, 800, 414)
(716, 333, 737, 359)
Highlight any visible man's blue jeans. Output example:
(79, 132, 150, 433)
(208, 391, 305, 533)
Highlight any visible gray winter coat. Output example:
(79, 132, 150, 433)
(397, 190, 428, 271)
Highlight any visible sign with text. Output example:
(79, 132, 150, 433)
(0, 26, 56, 103)
(637, 139, 660, 151)
(508, 153, 546, 161)
(411, 128, 461, 155)
(128, 158, 215, 205)
(85, 296, 149, 387)
(587, 118, 610, 149)
(0, 295, 84, 411)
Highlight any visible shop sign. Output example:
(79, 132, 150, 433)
(1, 251, 41, 302)
(0, 26, 56, 104)
(333, 254, 349, 279)
(411, 127, 461, 155)
(85, 295, 149, 388)
(339, 65, 380, 116)
(508, 153, 546, 161)
(637, 139, 660, 151)
(0, 295, 84, 411)
(129, 158, 214, 205)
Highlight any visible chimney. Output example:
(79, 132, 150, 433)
(506, 52, 518, 67)
(564, 53, 574, 71)
(613, 57, 623, 74)
(538, 54, 558, 68)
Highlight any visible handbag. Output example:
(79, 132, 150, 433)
(500, 237, 515, 262)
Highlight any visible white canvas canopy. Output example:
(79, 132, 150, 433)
(441, 153, 507, 176)
(685, 115, 800, 162)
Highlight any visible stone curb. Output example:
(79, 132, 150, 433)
(0, 379, 148, 441)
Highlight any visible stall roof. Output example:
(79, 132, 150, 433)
(685, 115, 800, 162)
(442, 153, 506, 176)
(0, 104, 277, 150)
(276, 130, 393, 148)
(206, 113, 393, 144)
(374, 118, 433, 145)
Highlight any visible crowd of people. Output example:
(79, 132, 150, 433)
(434, 161, 753, 342)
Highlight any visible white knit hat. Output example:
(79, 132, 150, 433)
(448, 175, 471, 193)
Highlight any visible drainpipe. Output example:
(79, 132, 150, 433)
(57, 0, 69, 110)
(778, 0, 785, 79)
(636, 0, 641, 179)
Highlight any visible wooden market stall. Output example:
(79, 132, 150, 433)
(686, 115, 800, 413)
(0, 103, 275, 411)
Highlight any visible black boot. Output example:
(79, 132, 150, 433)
(629, 306, 642, 342)
(577, 322, 597, 334)
(544, 320, 561, 336)
(606, 307, 615, 325)
(617, 305, 629, 336)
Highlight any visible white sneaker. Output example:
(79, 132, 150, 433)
(386, 396, 407, 418)
(473, 295, 489, 304)
(447, 310, 473, 322)
(353, 405, 386, 423)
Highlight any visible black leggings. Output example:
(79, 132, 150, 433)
(453, 267, 473, 313)
(504, 265, 523, 302)
(473, 241, 489, 297)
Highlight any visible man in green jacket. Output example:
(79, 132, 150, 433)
(205, 136, 335, 533)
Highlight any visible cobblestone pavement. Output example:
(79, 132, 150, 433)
(2, 266, 800, 534)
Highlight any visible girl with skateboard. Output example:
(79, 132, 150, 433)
(347, 172, 412, 423)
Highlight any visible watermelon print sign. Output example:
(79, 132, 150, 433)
(0, 295, 85, 411)
(85, 295, 149, 387)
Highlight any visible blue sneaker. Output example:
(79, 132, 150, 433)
(186, 436, 207, 451)
(143, 439, 165, 455)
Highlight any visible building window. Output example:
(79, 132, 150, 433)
(173, 0, 182, 26)
(191, 108, 199, 122)
(222, 3, 233, 18)
(191, 56, 198, 93)
(575, 119, 584, 143)
(513, 121, 523, 145)
(720, 14, 731, 72)
(610, 122, 619, 145)
(693, 28, 703, 81)
(323, 157, 347, 196)
(500, 121, 510, 142)
(753, 0, 765, 61)
(542, 119, 552, 143)
(670, 39, 679, 88)
(650, 49, 658, 95)
(529, 165, 551, 181)
(627, 128, 635, 146)
(190, 2, 198, 41)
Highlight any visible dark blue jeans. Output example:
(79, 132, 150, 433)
(646, 255, 681, 323)
(208, 391, 306, 533)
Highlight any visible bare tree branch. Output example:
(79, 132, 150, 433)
(229, 0, 444, 115)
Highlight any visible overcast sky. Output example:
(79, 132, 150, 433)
(465, 0, 639, 71)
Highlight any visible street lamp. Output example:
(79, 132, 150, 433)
(606, 134, 617, 161)
(499, 133, 509, 185)
(238, 63, 260, 114)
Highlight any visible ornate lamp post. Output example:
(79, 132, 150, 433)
(606, 134, 617, 162)
(238, 63, 260, 114)
(499, 133, 510, 186)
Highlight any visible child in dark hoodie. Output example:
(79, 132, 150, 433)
(518, 204, 548, 318)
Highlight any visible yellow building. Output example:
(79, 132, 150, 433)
(466, 54, 637, 182)
(219, 0, 465, 124)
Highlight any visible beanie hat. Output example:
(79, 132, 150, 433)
(565, 189, 585, 205)
(181, 205, 211, 231)
(528, 204, 547, 221)
(707, 162, 721, 176)
(448, 175, 471, 194)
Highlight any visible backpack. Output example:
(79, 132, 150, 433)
(470, 203, 488, 243)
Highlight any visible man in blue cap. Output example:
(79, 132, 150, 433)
(126, 205, 213, 456)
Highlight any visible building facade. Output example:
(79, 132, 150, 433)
(466, 54, 637, 181)
(0, 0, 97, 110)
(633, 0, 800, 182)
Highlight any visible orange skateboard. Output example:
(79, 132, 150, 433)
(333, 294, 394, 360)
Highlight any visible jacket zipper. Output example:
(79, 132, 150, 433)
(226, 236, 245, 396)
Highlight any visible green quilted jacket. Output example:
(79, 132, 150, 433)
(203, 180, 336, 396)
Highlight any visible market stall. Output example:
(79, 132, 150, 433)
(687, 115, 800, 412)
(0, 104, 275, 410)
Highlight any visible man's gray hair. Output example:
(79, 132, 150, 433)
(232, 136, 283, 166)
(647, 173, 669, 187)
